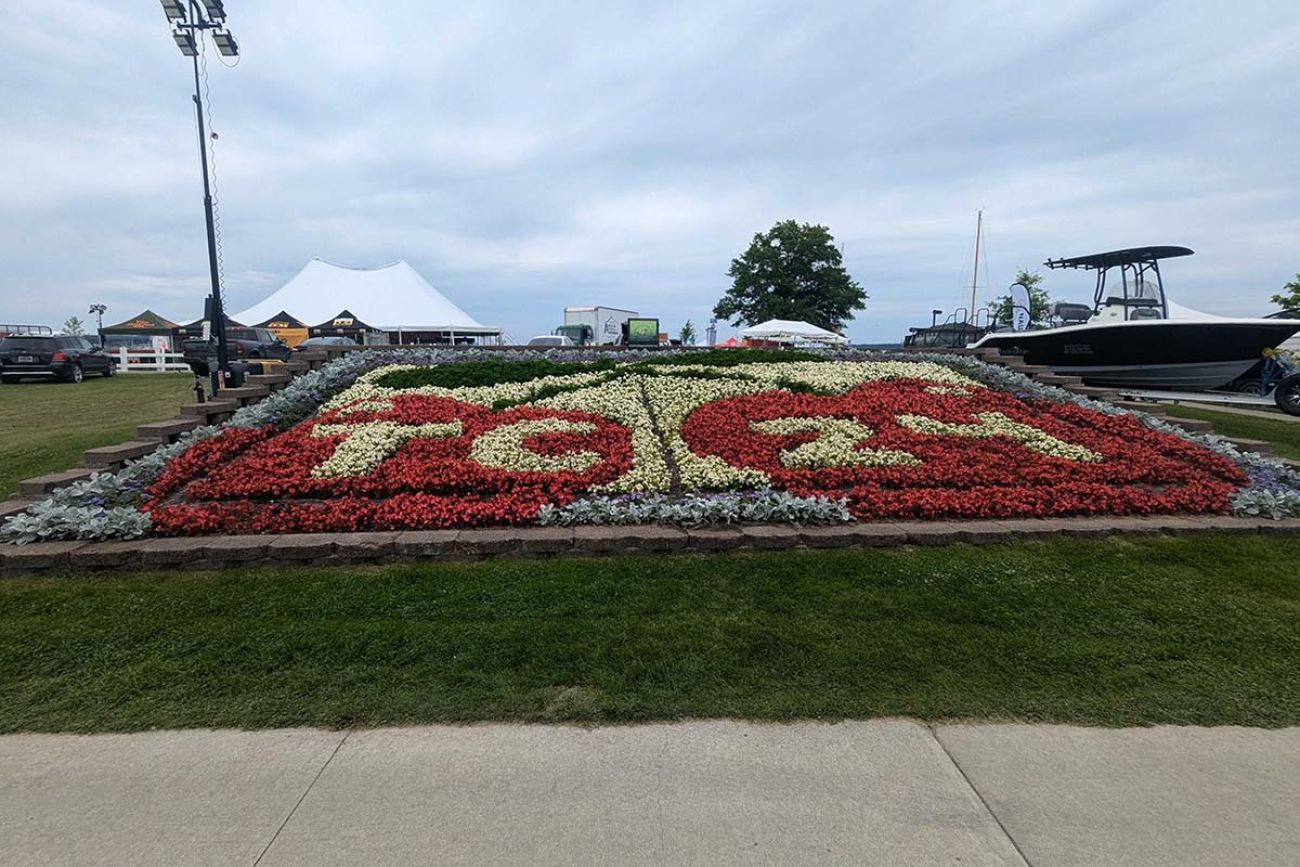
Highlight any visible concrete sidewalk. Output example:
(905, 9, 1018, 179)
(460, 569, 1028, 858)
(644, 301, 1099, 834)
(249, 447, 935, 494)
(1, 721, 1297, 866)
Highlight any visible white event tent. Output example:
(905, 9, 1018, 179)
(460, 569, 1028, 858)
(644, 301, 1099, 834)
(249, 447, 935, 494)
(232, 258, 503, 345)
(740, 318, 849, 346)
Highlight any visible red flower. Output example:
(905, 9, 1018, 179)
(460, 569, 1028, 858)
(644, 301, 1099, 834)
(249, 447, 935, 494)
(679, 379, 1244, 519)
(144, 394, 632, 534)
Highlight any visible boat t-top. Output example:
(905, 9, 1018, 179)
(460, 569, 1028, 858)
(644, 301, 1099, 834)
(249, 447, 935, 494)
(920, 245, 1300, 391)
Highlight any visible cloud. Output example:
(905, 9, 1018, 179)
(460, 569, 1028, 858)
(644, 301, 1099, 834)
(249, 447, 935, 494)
(2, 0, 1300, 343)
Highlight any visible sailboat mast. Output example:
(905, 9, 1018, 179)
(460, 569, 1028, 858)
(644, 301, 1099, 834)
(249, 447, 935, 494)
(969, 209, 982, 324)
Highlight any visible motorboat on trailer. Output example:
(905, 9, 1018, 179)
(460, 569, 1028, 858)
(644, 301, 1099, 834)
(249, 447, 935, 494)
(910, 246, 1300, 391)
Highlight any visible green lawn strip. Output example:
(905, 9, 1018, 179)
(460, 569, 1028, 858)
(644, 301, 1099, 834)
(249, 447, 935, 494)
(1162, 404, 1300, 461)
(2, 535, 1298, 732)
(0, 375, 194, 498)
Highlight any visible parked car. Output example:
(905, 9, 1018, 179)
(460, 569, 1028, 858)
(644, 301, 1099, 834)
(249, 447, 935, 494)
(527, 335, 574, 347)
(0, 335, 115, 383)
(298, 336, 356, 347)
(182, 327, 292, 375)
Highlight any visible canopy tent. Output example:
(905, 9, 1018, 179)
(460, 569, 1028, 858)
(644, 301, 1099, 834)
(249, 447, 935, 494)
(176, 315, 245, 340)
(98, 310, 181, 351)
(739, 319, 848, 346)
(100, 310, 178, 335)
(232, 259, 502, 345)
(246, 309, 309, 348)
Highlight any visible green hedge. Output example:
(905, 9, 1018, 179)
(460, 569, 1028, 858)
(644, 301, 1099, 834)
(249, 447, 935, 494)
(374, 359, 618, 390)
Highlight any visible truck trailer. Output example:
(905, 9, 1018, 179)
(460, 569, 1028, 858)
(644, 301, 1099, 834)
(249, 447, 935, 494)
(563, 306, 638, 346)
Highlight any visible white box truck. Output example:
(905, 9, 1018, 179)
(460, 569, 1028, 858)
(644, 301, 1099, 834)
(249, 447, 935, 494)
(563, 306, 638, 346)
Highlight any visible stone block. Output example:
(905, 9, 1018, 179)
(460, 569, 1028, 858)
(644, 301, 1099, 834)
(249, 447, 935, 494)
(197, 535, 278, 562)
(332, 532, 400, 560)
(686, 527, 746, 551)
(951, 521, 1016, 545)
(215, 385, 270, 406)
(0, 541, 87, 571)
(456, 528, 528, 556)
(517, 527, 575, 555)
(1165, 417, 1215, 433)
(393, 530, 461, 558)
(17, 468, 96, 497)
(1253, 517, 1300, 536)
(139, 537, 208, 567)
(0, 499, 33, 520)
(1223, 437, 1272, 456)
(899, 523, 962, 546)
(68, 540, 150, 569)
(135, 417, 201, 443)
(570, 526, 632, 553)
(796, 525, 862, 548)
(739, 525, 801, 550)
(1071, 386, 1121, 402)
(82, 441, 158, 469)
(1096, 516, 1168, 536)
(849, 523, 913, 547)
(569, 525, 689, 553)
(617, 525, 690, 552)
(1112, 400, 1165, 416)
(268, 534, 339, 561)
(179, 400, 239, 419)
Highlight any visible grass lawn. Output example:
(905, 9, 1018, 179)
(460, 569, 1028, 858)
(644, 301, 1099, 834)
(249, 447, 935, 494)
(0, 374, 193, 498)
(1163, 403, 1300, 461)
(2, 534, 1298, 733)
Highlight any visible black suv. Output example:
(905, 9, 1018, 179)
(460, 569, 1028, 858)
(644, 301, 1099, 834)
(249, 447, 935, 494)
(0, 335, 116, 384)
(182, 327, 292, 375)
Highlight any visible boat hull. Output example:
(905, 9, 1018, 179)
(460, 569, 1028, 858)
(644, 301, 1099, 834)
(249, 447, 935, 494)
(970, 321, 1300, 390)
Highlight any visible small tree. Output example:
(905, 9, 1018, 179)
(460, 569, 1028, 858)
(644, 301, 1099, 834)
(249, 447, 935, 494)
(62, 316, 85, 336)
(990, 268, 1052, 326)
(1271, 273, 1300, 312)
(678, 320, 697, 345)
(713, 220, 866, 331)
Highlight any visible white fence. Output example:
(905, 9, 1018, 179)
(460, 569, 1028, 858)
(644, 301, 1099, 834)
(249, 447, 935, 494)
(114, 348, 191, 373)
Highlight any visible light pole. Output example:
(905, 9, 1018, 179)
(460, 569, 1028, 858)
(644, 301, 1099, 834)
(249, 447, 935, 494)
(88, 304, 107, 333)
(161, 0, 239, 394)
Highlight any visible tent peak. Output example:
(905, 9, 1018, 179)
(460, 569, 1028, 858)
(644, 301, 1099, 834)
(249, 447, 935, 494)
(310, 257, 407, 272)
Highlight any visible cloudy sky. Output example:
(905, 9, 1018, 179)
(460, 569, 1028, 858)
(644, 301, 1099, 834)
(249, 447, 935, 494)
(2, 0, 1298, 343)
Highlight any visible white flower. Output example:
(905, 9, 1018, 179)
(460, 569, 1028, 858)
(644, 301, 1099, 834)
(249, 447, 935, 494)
(311, 420, 463, 477)
(469, 418, 602, 473)
(896, 412, 1102, 462)
(750, 417, 920, 469)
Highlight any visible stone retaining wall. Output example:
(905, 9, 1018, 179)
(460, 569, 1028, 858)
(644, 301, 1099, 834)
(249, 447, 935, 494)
(3, 515, 1297, 577)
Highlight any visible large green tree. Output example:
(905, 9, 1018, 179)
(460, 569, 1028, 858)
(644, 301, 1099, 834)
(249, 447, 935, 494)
(990, 268, 1052, 327)
(1271, 273, 1300, 312)
(713, 220, 866, 331)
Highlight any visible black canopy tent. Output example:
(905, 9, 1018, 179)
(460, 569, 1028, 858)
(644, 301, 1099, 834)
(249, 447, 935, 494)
(176, 315, 246, 340)
(98, 310, 181, 351)
(249, 310, 309, 347)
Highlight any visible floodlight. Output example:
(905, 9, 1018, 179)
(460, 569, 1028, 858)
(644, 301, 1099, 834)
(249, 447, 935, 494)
(200, 0, 227, 20)
(212, 29, 239, 57)
(173, 30, 198, 56)
(160, 0, 187, 20)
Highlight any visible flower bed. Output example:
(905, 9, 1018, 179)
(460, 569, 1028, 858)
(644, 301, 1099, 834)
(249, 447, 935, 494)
(3, 348, 1298, 543)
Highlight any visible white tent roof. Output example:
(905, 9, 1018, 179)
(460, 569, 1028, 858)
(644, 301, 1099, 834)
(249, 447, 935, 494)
(232, 258, 498, 332)
(740, 318, 848, 345)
